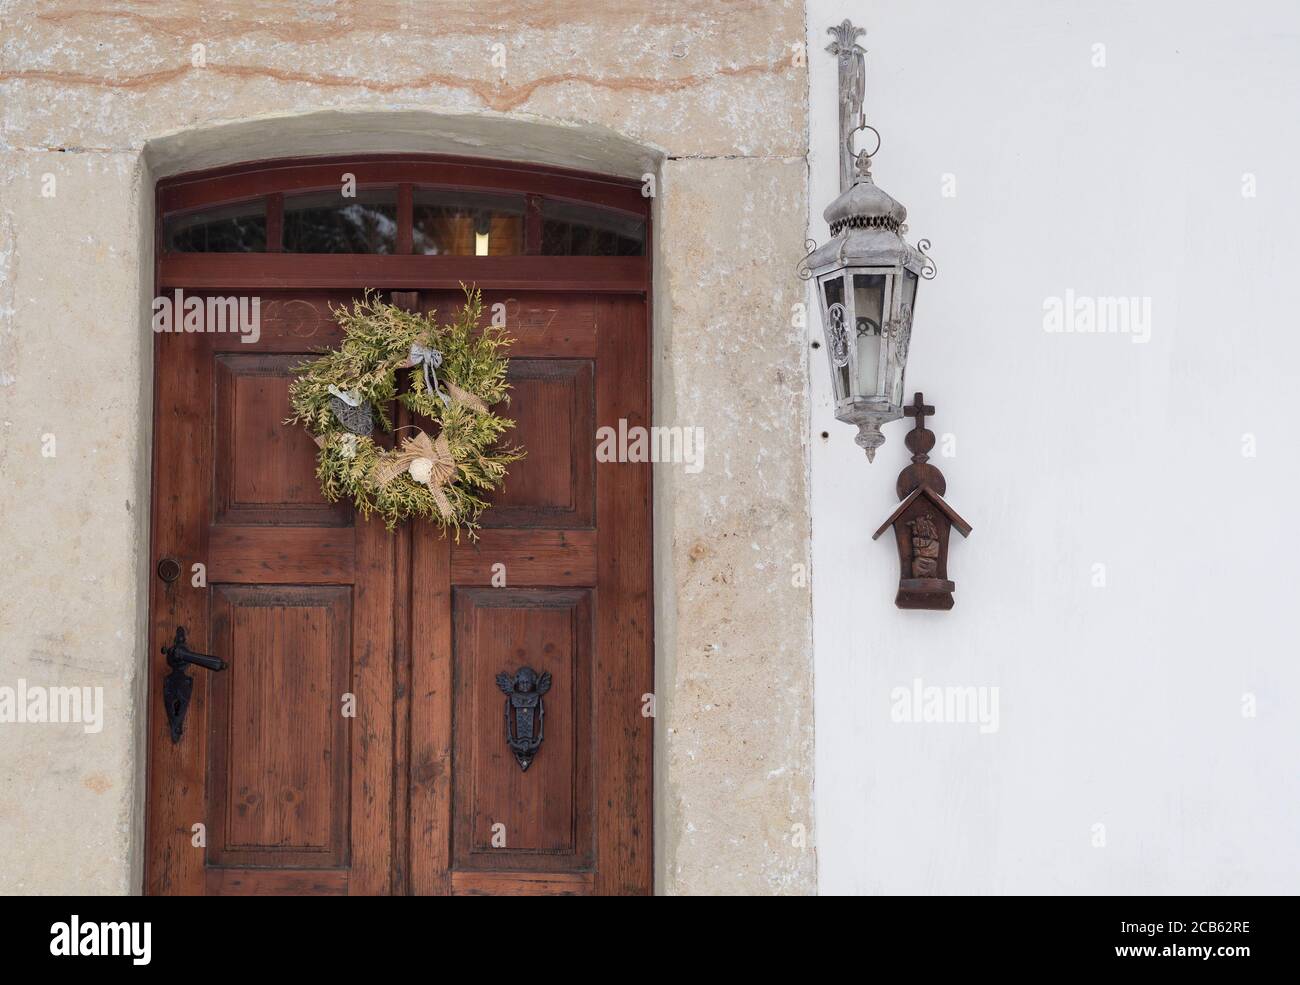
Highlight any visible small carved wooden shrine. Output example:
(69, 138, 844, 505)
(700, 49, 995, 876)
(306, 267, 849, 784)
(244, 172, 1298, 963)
(872, 393, 972, 610)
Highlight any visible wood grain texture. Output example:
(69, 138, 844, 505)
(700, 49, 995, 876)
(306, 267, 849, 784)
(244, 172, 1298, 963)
(208, 527, 355, 583)
(481, 359, 595, 528)
(160, 254, 647, 293)
(207, 585, 351, 868)
(592, 295, 654, 895)
(450, 529, 596, 586)
(388, 390, 416, 895)
(452, 589, 593, 871)
(416, 290, 600, 359)
(144, 332, 213, 895)
(206, 868, 348, 896)
(214, 353, 349, 526)
(408, 516, 453, 896)
(450, 870, 593, 896)
(349, 508, 396, 895)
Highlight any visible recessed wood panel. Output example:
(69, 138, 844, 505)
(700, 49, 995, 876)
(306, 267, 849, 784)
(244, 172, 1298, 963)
(214, 353, 350, 526)
(207, 584, 352, 869)
(482, 360, 594, 528)
(452, 589, 593, 872)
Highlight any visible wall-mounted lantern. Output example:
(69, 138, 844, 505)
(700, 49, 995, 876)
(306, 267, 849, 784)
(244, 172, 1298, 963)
(802, 20, 935, 462)
(805, 21, 971, 610)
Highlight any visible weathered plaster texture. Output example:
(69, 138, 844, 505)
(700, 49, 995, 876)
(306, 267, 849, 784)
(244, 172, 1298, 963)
(0, 150, 153, 894)
(653, 158, 815, 894)
(0, 1, 804, 160)
(0, 0, 813, 894)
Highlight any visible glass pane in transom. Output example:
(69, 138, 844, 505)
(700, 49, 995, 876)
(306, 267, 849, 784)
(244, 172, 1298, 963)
(412, 189, 524, 256)
(164, 199, 266, 253)
(541, 200, 645, 256)
(283, 188, 399, 254)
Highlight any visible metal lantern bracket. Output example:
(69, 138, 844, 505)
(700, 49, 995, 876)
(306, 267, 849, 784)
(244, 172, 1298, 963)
(826, 19, 869, 194)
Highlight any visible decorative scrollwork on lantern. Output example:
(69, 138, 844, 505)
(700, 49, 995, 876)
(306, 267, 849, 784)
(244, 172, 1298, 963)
(894, 302, 913, 366)
(827, 302, 850, 367)
(918, 238, 938, 281)
(796, 238, 818, 282)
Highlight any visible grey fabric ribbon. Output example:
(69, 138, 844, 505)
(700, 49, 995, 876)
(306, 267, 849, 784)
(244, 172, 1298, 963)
(407, 344, 449, 408)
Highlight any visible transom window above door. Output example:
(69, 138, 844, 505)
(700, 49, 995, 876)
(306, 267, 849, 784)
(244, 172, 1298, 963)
(160, 159, 647, 257)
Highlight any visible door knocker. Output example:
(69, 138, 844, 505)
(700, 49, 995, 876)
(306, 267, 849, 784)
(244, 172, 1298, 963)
(496, 667, 552, 772)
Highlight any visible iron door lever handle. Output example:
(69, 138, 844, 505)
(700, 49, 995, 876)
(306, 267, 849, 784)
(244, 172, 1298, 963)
(161, 626, 225, 743)
(163, 626, 226, 672)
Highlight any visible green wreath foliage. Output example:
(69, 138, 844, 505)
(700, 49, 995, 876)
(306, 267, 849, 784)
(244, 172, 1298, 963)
(286, 287, 523, 537)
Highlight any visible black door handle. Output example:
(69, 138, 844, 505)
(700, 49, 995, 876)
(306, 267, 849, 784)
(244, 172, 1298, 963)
(164, 626, 226, 672)
(162, 626, 226, 743)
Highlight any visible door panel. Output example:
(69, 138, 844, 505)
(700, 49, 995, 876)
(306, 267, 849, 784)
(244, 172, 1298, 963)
(482, 359, 595, 527)
(452, 588, 593, 868)
(146, 287, 651, 896)
(207, 584, 351, 868)
(213, 353, 350, 526)
(406, 291, 651, 896)
(146, 293, 395, 896)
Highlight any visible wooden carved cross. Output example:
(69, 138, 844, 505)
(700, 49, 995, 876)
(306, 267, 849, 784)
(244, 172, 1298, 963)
(903, 391, 935, 432)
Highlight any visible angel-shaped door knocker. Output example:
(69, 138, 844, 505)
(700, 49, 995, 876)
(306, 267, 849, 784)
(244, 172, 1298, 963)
(496, 667, 552, 772)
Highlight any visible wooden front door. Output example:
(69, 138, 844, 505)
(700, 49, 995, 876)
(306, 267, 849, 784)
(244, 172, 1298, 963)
(144, 158, 652, 896)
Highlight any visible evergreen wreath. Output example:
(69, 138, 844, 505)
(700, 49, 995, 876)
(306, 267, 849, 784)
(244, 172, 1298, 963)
(286, 287, 522, 537)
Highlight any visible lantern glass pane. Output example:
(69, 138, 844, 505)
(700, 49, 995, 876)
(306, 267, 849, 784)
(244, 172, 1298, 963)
(900, 268, 919, 311)
(820, 275, 850, 401)
(889, 269, 919, 406)
(852, 273, 887, 397)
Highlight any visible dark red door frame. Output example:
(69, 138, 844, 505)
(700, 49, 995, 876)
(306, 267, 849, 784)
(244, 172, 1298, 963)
(158, 154, 648, 214)
(155, 154, 651, 293)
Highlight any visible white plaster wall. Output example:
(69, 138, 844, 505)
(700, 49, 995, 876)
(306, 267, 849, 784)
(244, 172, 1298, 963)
(809, 0, 1300, 894)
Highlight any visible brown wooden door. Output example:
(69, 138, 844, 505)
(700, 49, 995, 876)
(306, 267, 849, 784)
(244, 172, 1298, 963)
(144, 287, 652, 895)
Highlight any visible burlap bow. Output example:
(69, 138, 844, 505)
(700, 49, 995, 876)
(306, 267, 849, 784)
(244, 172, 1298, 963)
(372, 430, 457, 520)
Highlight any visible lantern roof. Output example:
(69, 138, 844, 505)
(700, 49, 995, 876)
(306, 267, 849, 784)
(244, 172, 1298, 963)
(823, 166, 907, 234)
(804, 154, 928, 276)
